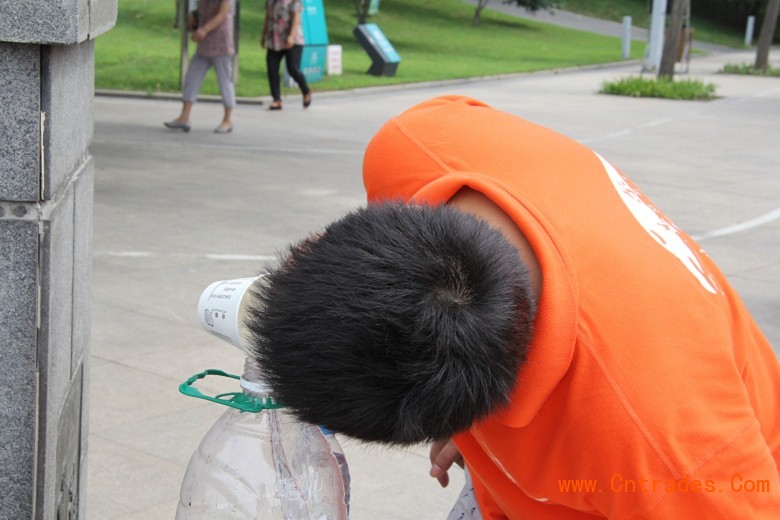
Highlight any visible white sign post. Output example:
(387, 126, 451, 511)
(643, 0, 667, 73)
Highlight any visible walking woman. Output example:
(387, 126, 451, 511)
(164, 0, 235, 133)
(261, 0, 312, 110)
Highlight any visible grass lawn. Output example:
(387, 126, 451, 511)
(95, 0, 647, 98)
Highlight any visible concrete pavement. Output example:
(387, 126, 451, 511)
(87, 47, 780, 519)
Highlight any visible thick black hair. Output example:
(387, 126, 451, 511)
(245, 202, 536, 445)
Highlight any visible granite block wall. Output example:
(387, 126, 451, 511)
(0, 43, 40, 201)
(0, 0, 118, 44)
(0, 218, 39, 520)
(0, 0, 115, 517)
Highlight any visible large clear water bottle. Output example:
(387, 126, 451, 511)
(320, 427, 351, 515)
(176, 357, 348, 519)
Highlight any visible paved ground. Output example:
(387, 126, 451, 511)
(86, 30, 779, 520)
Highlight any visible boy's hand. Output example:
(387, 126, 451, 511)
(429, 438, 464, 488)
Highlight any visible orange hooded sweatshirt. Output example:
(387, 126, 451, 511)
(362, 96, 780, 519)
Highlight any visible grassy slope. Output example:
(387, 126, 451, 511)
(95, 0, 647, 97)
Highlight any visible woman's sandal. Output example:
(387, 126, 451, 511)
(303, 92, 312, 109)
(268, 101, 283, 111)
(164, 120, 191, 132)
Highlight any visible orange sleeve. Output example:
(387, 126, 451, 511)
(468, 465, 509, 520)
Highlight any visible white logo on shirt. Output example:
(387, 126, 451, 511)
(596, 153, 719, 294)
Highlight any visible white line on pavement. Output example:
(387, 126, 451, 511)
(94, 251, 276, 261)
(692, 207, 780, 241)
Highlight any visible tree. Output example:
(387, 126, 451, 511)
(473, 0, 561, 26)
(755, 0, 780, 69)
(658, 0, 689, 78)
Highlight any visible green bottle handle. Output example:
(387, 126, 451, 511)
(179, 369, 284, 413)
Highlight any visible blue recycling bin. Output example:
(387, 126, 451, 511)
(298, 45, 327, 83)
(353, 23, 400, 77)
(296, 0, 328, 84)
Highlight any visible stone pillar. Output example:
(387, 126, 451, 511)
(0, 1, 116, 518)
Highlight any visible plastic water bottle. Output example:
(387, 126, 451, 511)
(320, 427, 351, 515)
(176, 357, 348, 519)
(176, 380, 281, 519)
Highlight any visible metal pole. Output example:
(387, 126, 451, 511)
(643, 0, 667, 72)
(745, 15, 755, 46)
(180, 0, 191, 90)
(622, 16, 632, 60)
(233, 0, 240, 84)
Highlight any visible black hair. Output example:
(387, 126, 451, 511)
(245, 202, 536, 445)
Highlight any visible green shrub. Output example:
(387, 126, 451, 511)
(600, 75, 717, 100)
(721, 63, 780, 76)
